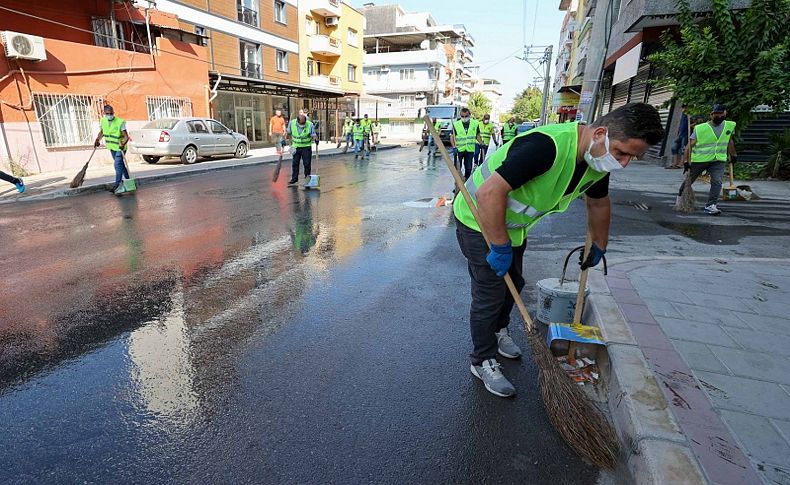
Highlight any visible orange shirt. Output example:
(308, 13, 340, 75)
(270, 115, 286, 134)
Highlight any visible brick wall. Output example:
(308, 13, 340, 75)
(212, 31, 240, 75)
(259, 0, 298, 41)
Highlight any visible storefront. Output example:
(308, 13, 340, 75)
(553, 86, 581, 123)
(209, 73, 347, 147)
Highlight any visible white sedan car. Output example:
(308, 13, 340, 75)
(129, 117, 249, 164)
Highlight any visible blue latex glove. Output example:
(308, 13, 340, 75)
(579, 243, 606, 270)
(486, 241, 513, 277)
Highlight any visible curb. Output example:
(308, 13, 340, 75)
(584, 266, 709, 485)
(2, 143, 411, 204)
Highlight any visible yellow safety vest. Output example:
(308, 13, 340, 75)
(453, 122, 606, 246)
(479, 121, 493, 144)
(691, 121, 736, 163)
(453, 119, 480, 153)
(503, 123, 517, 142)
(290, 119, 313, 148)
(101, 116, 125, 151)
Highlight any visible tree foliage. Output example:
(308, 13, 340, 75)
(503, 87, 543, 123)
(467, 91, 492, 119)
(649, 0, 790, 128)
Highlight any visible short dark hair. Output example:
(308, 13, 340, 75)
(460, 108, 470, 115)
(592, 102, 664, 145)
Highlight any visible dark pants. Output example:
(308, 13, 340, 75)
(1, 170, 21, 186)
(678, 161, 726, 206)
(474, 143, 488, 167)
(455, 218, 526, 365)
(291, 147, 312, 182)
(111, 150, 130, 186)
(457, 150, 474, 179)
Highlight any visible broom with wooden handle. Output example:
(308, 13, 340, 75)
(567, 231, 594, 360)
(423, 116, 619, 468)
(69, 147, 97, 188)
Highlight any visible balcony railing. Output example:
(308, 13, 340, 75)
(237, 6, 258, 26)
(309, 35, 341, 56)
(308, 0, 342, 18)
(241, 61, 261, 79)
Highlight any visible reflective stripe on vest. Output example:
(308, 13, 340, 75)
(344, 120, 354, 134)
(101, 116, 125, 151)
(691, 121, 736, 163)
(503, 123, 517, 141)
(479, 122, 493, 144)
(453, 122, 606, 246)
(290, 119, 313, 148)
(453, 119, 479, 152)
(353, 125, 365, 140)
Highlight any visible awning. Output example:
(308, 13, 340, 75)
(558, 84, 582, 95)
(210, 72, 346, 98)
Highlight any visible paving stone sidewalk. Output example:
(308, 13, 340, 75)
(607, 258, 790, 485)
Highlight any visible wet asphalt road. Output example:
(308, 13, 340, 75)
(2, 148, 789, 484)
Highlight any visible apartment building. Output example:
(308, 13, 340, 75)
(359, 4, 476, 138)
(0, 0, 208, 175)
(551, 0, 583, 122)
(157, 0, 363, 146)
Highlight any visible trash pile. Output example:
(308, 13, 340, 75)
(556, 355, 599, 386)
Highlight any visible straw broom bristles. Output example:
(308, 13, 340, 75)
(422, 116, 619, 468)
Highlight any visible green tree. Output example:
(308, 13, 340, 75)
(468, 91, 492, 119)
(508, 87, 543, 123)
(649, 0, 790, 129)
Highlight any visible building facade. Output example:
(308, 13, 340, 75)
(551, 0, 584, 122)
(0, 0, 209, 175)
(359, 4, 476, 138)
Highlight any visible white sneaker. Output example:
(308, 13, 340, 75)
(496, 328, 522, 359)
(471, 359, 516, 397)
(704, 204, 722, 215)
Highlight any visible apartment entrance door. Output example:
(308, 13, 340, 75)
(235, 106, 255, 142)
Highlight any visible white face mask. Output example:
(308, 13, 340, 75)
(584, 131, 623, 173)
(105, 114, 114, 121)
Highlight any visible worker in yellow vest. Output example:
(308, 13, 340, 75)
(93, 104, 130, 193)
(286, 113, 317, 186)
(339, 115, 354, 152)
(451, 108, 483, 180)
(454, 103, 663, 397)
(475, 113, 495, 167)
(352, 118, 370, 159)
(679, 104, 737, 215)
(501, 116, 518, 144)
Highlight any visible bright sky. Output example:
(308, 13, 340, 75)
(351, 0, 566, 107)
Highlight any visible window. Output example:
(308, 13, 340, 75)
(276, 50, 288, 72)
(187, 120, 209, 134)
(194, 26, 208, 46)
(399, 68, 415, 80)
(399, 95, 415, 108)
(208, 120, 229, 134)
(274, 0, 287, 24)
(91, 18, 125, 49)
(348, 64, 357, 82)
(33, 93, 104, 148)
(240, 41, 261, 78)
(428, 67, 439, 80)
(237, 0, 259, 27)
(305, 17, 315, 36)
(347, 28, 358, 47)
(146, 96, 193, 120)
(307, 58, 315, 76)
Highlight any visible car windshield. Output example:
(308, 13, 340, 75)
(426, 106, 457, 120)
(143, 119, 179, 130)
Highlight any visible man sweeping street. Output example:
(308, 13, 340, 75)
(678, 104, 737, 215)
(286, 113, 317, 186)
(93, 104, 130, 194)
(453, 102, 663, 397)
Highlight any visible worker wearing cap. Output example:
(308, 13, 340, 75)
(501, 116, 518, 144)
(454, 103, 664, 397)
(680, 104, 737, 215)
(94, 104, 130, 193)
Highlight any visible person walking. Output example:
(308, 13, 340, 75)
(667, 105, 688, 169)
(371, 119, 382, 149)
(286, 113, 317, 186)
(93, 104, 130, 193)
(678, 104, 737, 215)
(269, 109, 287, 156)
(352, 118, 369, 159)
(501, 116, 518, 145)
(475, 114, 495, 167)
(451, 108, 483, 180)
(0, 170, 24, 193)
(453, 103, 663, 397)
(339, 115, 354, 151)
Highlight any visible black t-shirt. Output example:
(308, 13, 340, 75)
(495, 133, 609, 199)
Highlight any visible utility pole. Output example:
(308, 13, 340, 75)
(516, 44, 553, 124)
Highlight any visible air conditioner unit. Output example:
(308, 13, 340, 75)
(2, 31, 47, 62)
(380, 65, 390, 72)
(325, 17, 339, 27)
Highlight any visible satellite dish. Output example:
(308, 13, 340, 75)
(420, 39, 430, 49)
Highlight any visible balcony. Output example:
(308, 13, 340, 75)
(306, 0, 342, 18)
(307, 74, 342, 89)
(237, 6, 258, 27)
(240, 61, 261, 79)
(365, 49, 447, 67)
(310, 35, 341, 57)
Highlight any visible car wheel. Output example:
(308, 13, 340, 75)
(181, 145, 198, 165)
(235, 142, 248, 158)
(143, 155, 160, 164)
